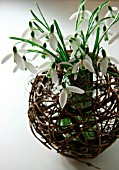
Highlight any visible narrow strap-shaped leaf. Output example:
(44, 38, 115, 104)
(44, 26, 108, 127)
(92, 26, 100, 57)
(88, 1, 109, 28)
(35, 2, 50, 31)
(54, 20, 69, 61)
(9, 36, 60, 62)
(75, 0, 86, 30)
(86, 1, 109, 40)
(30, 10, 49, 31)
(33, 22, 44, 33)
(28, 49, 46, 55)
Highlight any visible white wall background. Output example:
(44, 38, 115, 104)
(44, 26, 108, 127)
(0, 0, 119, 170)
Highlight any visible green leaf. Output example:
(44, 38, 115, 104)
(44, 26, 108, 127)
(27, 49, 46, 55)
(86, 1, 109, 40)
(35, 2, 50, 31)
(99, 12, 119, 43)
(54, 19, 69, 61)
(33, 22, 44, 33)
(30, 9, 49, 31)
(92, 26, 100, 57)
(9, 36, 60, 62)
(75, 0, 86, 30)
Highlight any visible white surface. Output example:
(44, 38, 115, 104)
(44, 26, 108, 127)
(0, 0, 119, 170)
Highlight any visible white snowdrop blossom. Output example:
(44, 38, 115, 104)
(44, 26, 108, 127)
(13, 59, 37, 74)
(49, 33, 58, 51)
(21, 31, 42, 49)
(100, 56, 119, 75)
(21, 21, 40, 38)
(1, 47, 25, 71)
(48, 68, 58, 84)
(59, 84, 85, 109)
(82, 55, 95, 73)
(37, 60, 58, 84)
(69, 10, 91, 21)
(38, 31, 58, 51)
(69, 10, 92, 32)
(72, 55, 95, 74)
(105, 6, 119, 34)
(100, 57, 109, 75)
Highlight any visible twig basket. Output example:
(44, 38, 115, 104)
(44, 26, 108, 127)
(28, 63, 119, 161)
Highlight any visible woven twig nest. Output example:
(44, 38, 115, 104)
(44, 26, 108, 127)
(28, 62, 119, 162)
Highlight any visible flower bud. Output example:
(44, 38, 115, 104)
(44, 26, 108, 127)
(13, 46, 17, 53)
(29, 21, 32, 28)
(102, 49, 106, 58)
(50, 24, 54, 33)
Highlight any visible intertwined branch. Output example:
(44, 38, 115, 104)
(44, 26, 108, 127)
(28, 63, 119, 165)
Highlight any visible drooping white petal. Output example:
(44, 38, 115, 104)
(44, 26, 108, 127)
(13, 65, 19, 73)
(56, 85, 62, 91)
(1, 53, 12, 64)
(72, 61, 80, 73)
(108, 56, 119, 64)
(60, 62, 72, 66)
(69, 57, 76, 62)
(67, 86, 84, 94)
(21, 42, 28, 49)
(37, 60, 51, 70)
(14, 53, 25, 71)
(69, 12, 78, 20)
(32, 53, 39, 60)
(49, 33, 58, 51)
(21, 28, 29, 38)
(85, 55, 93, 65)
(47, 53, 55, 62)
(108, 32, 119, 44)
(38, 32, 49, 39)
(65, 35, 72, 40)
(100, 57, 109, 75)
(18, 49, 27, 54)
(65, 40, 70, 46)
(84, 10, 92, 20)
(83, 59, 95, 73)
(74, 74, 78, 80)
(32, 37, 42, 44)
(59, 89, 67, 109)
(25, 61, 37, 74)
(50, 69, 58, 84)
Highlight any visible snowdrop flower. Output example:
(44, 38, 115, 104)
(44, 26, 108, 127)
(100, 57, 109, 75)
(59, 82, 84, 109)
(13, 56, 37, 74)
(1, 46, 25, 71)
(72, 55, 95, 74)
(69, 10, 91, 31)
(21, 21, 40, 38)
(100, 49, 119, 75)
(100, 56, 119, 75)
(69, 10, 91, 21)
(49, 33, 58, 51)
(39, 32, 58, 51)
(38, 25, 58, 51)
(37, 60, 58, 84)
(48, 67, 58, 84)
(21, 31, 42, 49)
(105, 6, 119, 33)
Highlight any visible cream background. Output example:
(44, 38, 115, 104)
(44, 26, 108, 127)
(0, 0, 119, 170)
